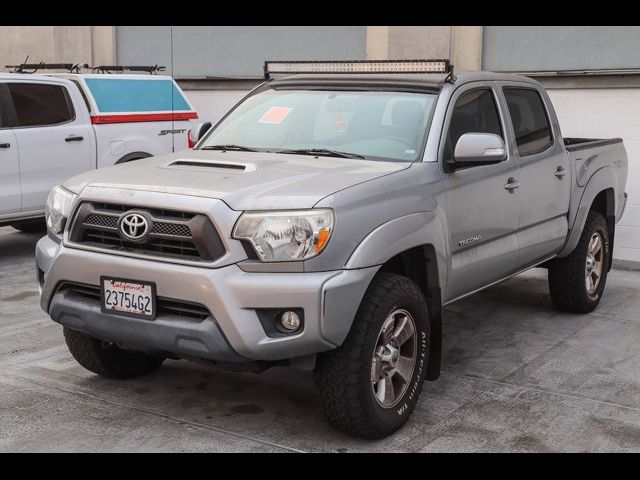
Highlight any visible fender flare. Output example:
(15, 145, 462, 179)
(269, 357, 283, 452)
(345, 211, 448, 288)
(115, 151, 153, 164)
(557, 167, 618, 258)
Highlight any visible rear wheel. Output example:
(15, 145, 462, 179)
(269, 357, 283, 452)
(11, 219, 46, 234)
(548, 211, 610, 313)
(314, 273, 430, 439)
(63, 327, 164, 379)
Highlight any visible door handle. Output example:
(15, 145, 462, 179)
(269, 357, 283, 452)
(0, 143, 9, 149)
(554, 166, 568, 178)
(65, 135, 84, 142)
(504, 177, 520, 192)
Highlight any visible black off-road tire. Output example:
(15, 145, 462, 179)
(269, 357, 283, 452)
(314, 272, 430, 439)
(63, 327, 164, 379)
(11, 219, 46, 234)
(548, 211, 610, 313)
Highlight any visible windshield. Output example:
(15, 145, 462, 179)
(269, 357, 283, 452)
(198, 89, 438, 162)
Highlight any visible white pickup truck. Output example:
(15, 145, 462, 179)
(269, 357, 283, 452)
(0, 70, 200, 232)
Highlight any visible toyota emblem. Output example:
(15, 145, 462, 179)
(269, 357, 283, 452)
(119, 213, 150, 241)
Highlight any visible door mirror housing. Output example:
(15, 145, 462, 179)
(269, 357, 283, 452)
(188, 121, 212, 147)
(448, 133, 506, 171)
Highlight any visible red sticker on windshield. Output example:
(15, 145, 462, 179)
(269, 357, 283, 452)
(259, 106, 292, 124)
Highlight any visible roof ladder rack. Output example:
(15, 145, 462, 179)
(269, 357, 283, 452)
(5, 62, 88, 74)
(90, 65, 166, 74)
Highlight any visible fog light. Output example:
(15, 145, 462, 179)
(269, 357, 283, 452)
(280, 311, 301, 331)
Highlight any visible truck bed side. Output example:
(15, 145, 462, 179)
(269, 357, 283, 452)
(560, 137, 628, 258)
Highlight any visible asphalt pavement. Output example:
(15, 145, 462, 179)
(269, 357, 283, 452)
(2, 226, 640, 452)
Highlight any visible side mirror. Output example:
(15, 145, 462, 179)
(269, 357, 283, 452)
(188, 121, 212, 147)
(448, 133, 506, 171)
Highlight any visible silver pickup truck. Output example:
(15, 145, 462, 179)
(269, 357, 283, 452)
(35, 60, 629, 439)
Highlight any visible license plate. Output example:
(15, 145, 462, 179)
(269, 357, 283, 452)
(101, 277, 156, 319)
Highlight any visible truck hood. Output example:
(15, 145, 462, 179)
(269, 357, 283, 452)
(63, 150, 411, 210)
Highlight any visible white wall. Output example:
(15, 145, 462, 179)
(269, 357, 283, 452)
(184, 90, 249, 126)
(547, 88, 640, 262)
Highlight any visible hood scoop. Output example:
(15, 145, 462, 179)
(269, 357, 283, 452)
(166, 159, 256, 172)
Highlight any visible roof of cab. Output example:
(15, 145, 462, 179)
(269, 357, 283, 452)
(266, 70, 540, 91)
(0, 72, 73, 82)
(0, 72, 175, 83)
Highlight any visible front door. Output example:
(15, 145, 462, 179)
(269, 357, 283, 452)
(441, 85, 521, 301)
(7, 81, 92, 213)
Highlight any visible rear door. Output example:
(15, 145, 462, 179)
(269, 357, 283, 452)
(499, 85, 570, 265)
(8, 80, 92, 213)
(0, 84, 20, 215)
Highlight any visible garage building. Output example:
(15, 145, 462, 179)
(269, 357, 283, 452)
(1, 26, 638, 264)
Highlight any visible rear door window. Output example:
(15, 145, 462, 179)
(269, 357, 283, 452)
(8, 83, 74, 127)
(503, 88, 553, 156)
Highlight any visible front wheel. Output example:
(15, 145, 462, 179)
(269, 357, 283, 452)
(314, 272, 430, 439)
(64, 327, 164, 379)
(548, 211, 610, 313)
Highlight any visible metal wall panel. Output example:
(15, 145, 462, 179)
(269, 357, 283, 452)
(116, 26, 367, 78)
(483, 26, 640, 71)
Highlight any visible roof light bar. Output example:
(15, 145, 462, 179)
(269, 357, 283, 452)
(264, 59, 452, 78)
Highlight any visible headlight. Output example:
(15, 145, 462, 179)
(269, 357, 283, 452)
(45, 185, 77, 235)
(233, 209, 334, 262)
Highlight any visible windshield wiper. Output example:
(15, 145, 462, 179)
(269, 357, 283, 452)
(277, 148, 366, 159)
(200, 144, 260, 152)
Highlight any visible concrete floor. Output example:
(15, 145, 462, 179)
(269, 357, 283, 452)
(1, 226, 640, 452)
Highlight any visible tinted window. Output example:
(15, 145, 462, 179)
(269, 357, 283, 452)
(445, 89, 502, 159)
(8, 83, 74, 127)
(503, 88, 553, 156)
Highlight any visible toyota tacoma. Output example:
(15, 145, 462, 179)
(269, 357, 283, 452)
(36, 60, 629, 439)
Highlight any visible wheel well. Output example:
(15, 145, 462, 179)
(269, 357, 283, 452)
(379, 246, 430, 298)
(115, 151, 153, 164)
(590, 188, 616, 271)
(378, 245, 442, 381)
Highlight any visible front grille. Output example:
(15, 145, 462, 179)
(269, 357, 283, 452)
(84, 213, 118, 228)
(91, 202, 196, 220)
(152, 222, 191, 237)
(69, 202, 225, 262)
(62, 283, 211, 321)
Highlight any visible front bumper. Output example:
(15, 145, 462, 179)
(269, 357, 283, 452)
(36, 235, 377, 362)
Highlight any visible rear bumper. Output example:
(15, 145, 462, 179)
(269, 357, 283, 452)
(37, 235, 377, 362)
